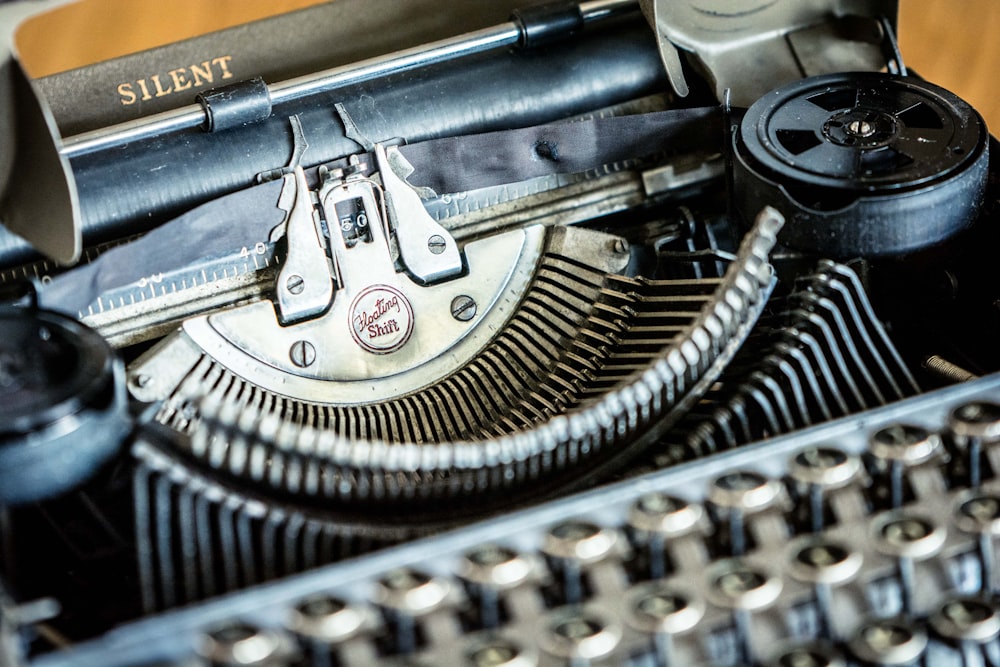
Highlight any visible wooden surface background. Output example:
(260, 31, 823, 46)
(15, 0, 1000, 132)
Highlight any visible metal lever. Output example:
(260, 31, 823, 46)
(275, 167, 335, 324)
(375, 144, 463, 284)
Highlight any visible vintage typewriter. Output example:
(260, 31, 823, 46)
(2, 0, 1000, 664)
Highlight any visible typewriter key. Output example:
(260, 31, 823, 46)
(765, 640, 846, 667)
(708, 470, 786, 555)
(948, 401, 1000, 487)
(869, 424, 942, 508)
(953, 493, 1000, 593)
(465, 635, 535, 667)
(788, 537, 863, 640)
(538, 606, 621, 661)
(788, 446, 863, 531)
(874, 512, 946, 613)
(628, 493, 707, 579)
(930, 596, 1000, 644)
(542, 521, 622, 605)
(848, 617, 927, 666)
(374, 569, 453, 655)
(288, 595, 370, 645)
(199, 622, 294, 666)
(459, 545, 537, 629)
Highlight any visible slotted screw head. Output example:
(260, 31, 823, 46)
(427, 234, 447, 254)
(451, 295, 477, 321)
(285, 274, 305, 295)
(289, 340, 316, 368)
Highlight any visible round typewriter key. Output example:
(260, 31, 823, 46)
(542, 521, 620, 605)
(460, 545, 535, 629)
(628, 493, 705, 578)
(949, 402, 1000, 441)
(953, 493, 1000, 594)
(466, 636, 535, 667)
(848, 617, 927, 665)
(874, 513, 945, 559)
(787, 537, 862, 640)
(930, 597, 1000, 644)
(788, 446, 861, 489)
(708, 471, 784, 555)
(538, 607, 620, 661)
(948, 401, 1000, 487)
(707, 560, 782, 611)
(707, 560, 781, 664)
(375, 569, 450, 655)
(200, 622, 292, 666)
(788, 538, 862, 585)
(873, 511, 945, 613)
(869, 424, 942, 508)
(869, 424, 941, 466)
(628, 493, 704, 536)
(765, 640, 845, 667)
(460, 545, 534, 589)
(624, 581, 704, 635)
(708, 471, 783, 510)
(542, 521, 619, 564)
(374, 568, 450, 614)
(954, 493, 1000, 534)
(288, 594, 368, 644)
(788, 446, 863, 532)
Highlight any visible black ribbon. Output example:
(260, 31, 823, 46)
(38, 107, 721, 315)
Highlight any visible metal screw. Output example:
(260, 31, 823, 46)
(427, 234, 447, 254)
(613, 238, 629, 254)
(451, 295, 477, 322)
(286, 274, 305, 295)
(289, 340, 316, 368)
(132, 373, 151, 388)
(847, 119, 875, 137)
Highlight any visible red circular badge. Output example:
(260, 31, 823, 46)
(349, 285, 414, 354)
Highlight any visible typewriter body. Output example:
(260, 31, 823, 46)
(2, 1, 1000, 665)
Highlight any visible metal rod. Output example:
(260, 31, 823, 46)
(61, 0, 639, 158)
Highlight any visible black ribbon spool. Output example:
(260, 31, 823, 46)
(733, 72, 989, 257)
(0, 307, 129, 505)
